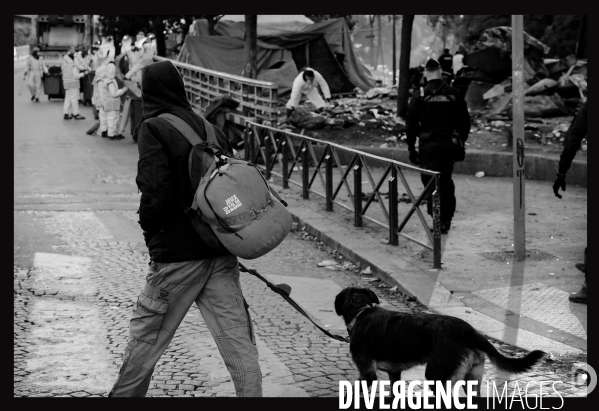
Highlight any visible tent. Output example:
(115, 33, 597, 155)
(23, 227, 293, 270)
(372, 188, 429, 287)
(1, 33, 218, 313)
(218, 15, 314, 36)
(179, 17, 375, 95)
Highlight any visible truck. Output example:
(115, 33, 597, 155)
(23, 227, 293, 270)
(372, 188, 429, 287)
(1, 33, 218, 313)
(36, 15, 89, 67)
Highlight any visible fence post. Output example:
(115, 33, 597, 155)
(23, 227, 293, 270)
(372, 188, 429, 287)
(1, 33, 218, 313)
(301, 146, 310, 199)
(281, 138, 289, 189)
(432, 174, 442, 269)
(388, 166, 399, 246)
(325, 150, 333, 211)
(264, 134, 272, 180)
(353, 158, 362, 227)
(244, 126, 250, 161)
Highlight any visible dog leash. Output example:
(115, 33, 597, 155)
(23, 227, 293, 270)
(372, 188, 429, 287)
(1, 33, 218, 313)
(238, 262, 350, 344)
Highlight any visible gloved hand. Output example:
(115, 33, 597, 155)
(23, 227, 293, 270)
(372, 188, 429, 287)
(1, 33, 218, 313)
(409, 149, 420, 166)
(552, 173, 566, 199)
(286, 107, 295, 118)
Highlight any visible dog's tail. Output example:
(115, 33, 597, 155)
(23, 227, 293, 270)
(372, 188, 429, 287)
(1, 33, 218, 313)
(472, 332, 545, 374)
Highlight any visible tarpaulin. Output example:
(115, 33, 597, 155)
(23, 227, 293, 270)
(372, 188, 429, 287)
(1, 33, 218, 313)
(180, 17, 374, 94)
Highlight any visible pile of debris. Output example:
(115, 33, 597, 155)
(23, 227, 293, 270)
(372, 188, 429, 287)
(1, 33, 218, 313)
(281, 97, 406, 134)
(457, 26, 587, 119)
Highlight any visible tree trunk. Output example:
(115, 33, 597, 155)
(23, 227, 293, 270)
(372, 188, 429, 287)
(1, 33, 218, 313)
(155, 16, 166, 57)
(243, 15, 257, 79)
(575, 15, 587, 59)
(392, 15, 397, 86)
(207, 16, 217, 35)
(397, 15, 414, 119)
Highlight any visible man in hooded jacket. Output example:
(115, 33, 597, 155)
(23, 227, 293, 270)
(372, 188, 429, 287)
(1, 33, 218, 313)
(109, 60, 262, 397)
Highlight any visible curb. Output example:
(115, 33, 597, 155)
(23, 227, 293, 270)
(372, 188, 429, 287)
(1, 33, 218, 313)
(282, 191, 584, 356)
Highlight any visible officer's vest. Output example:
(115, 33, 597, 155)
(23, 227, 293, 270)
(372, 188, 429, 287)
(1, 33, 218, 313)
(419, 84, 457, 136)
(101, 78, 121, 111)
(61, 61, 80, 89)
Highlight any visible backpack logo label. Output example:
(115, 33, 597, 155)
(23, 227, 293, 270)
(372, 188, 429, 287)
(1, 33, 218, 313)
(224, 194, 242, 215)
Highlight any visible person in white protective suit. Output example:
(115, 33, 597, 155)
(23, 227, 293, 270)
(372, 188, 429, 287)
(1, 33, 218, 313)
(124, 37, 156, 86)
(23, 47, 49, 102)
(98, 36, 116, 67)
(87, 65, 107, 137)
(102, 62, 128, 140)
(61, 51, 86, 119)
(285, 68, 331, 117)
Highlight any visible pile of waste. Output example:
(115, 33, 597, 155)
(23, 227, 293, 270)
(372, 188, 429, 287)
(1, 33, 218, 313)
(281, 97, 406, 134)
(456, 26, 587, 119)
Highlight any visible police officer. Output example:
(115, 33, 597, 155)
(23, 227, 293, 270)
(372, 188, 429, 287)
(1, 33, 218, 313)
(553, 101, 587, 304)
(406, 58, 471, 234)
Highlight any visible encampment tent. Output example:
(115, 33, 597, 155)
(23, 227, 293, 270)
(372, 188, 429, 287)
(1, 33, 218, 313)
(179, 17, 375, 96)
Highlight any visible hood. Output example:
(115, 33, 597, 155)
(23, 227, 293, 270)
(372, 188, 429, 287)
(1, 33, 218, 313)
(94, 65, 107, 82)
(106, 62, 117, 79)
(135, 60, 203, 137)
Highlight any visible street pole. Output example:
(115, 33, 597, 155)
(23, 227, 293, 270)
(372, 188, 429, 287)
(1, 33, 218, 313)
(244, 15, 257, 79)
(392, 15, 396, 86)
(512, 15, 526, 261)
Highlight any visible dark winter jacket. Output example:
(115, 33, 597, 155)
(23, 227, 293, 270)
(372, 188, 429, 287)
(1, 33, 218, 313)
(406, 79, 471, 152)
(558, 101, 587, 175)
(135, 60, 233, 262)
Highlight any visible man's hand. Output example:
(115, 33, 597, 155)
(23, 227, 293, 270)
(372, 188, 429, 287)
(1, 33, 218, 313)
(409, 149, 420, 166)
(553, 173, 566, 199)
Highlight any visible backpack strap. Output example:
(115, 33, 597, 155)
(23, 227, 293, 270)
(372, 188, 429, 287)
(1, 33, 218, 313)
(158, 112, 218, 145)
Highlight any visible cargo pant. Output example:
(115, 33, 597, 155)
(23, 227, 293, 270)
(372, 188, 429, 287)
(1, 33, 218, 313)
(419, 142, 456, 225)
(106, 110, 119, 137)
(98, 107, 108, 133)
(109, 254, 262, 397)
(63, 88, 81, 116)
(27, 71, 43, 99)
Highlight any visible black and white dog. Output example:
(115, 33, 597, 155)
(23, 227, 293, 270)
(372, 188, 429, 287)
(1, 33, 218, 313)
(335, 287, 544, 394)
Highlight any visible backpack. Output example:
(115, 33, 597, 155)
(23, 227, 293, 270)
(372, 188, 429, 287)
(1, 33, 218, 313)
(159, 113, 292, 259)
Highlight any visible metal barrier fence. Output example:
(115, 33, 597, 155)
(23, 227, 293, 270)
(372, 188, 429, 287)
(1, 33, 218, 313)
(154, 56, 278, 126)
(244, 121, 442, 268)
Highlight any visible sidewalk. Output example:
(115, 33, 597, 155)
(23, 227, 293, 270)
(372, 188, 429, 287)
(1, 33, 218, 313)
(270, 165, 587, 356)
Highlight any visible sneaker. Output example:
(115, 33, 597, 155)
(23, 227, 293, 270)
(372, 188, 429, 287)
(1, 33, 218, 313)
(101, 131, 108, 138)
(568, 286, 587, 304)
(64, 114, 72, 120)
(575, 263, 586, 274)
(31, 96, 35, 101)
(109, 134, 125, 140)
(35, 98, 39, 102)
(73, 114, 86, 120)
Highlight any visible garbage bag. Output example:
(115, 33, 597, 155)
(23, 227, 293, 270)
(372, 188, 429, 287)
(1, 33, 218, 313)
(290, 108, 327, 129)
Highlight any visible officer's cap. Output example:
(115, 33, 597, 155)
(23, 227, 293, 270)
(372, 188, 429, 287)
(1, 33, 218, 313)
(424, 58, 441, 71)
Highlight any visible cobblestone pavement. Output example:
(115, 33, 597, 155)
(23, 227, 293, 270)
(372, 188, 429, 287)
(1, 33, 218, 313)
(14, 209, 587, 397)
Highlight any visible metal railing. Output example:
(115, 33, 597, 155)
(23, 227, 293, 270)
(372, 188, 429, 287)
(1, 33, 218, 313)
(154, 56, 278, 126)
(244, 121, 442, 268)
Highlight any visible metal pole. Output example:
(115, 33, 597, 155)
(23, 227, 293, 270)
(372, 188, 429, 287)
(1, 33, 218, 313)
(325, 151, 333, 211)
(512, 15, 526, 261)
(302, 146, 309, 200)
(392, 16, 397, 86)
(388, 166, 399, 246)
(281, 139, 289, 189)
(354, 160, 362, 227)
(432, 175, 442, 269)
(264, 134, 271, 180)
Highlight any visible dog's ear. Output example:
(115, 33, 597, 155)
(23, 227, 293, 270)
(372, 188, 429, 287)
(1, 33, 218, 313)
(334, 289, 348, 316)
(363, 288, 380, 305)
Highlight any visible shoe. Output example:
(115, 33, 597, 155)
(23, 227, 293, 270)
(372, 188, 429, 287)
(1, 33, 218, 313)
(73, 114, 86, 120)
(31, 96, 35, 101)
(101, 131, 108, 138)
(575, 263, 586, 274)
(109, 134, 125, 140)
(441, 221, 451, 234)
(64, 114, 72, 120)
(35, 98, 39, 102)
(568, 286, 587, 304)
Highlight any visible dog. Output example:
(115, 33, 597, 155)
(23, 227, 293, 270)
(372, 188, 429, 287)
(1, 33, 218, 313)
(334, 287, 545, 394)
